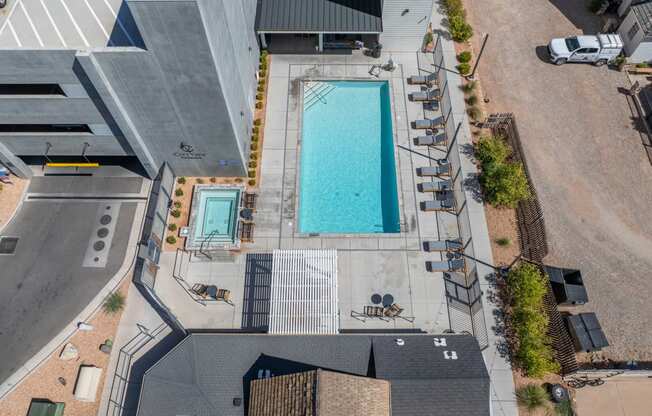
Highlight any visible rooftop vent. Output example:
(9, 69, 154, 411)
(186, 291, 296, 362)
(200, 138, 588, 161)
(443, 350, 458, 360)
(233, 397, 242, 407)
(433, 337, 447, 347)
(395, 338, 405, 346)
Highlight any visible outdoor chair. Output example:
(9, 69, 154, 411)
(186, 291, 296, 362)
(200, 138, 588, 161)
(435, 189, 455, 201)
(363, 305, 387, 319)
(239, 221, 255, 242)
(416, 164, 451, 177)
(417, 179, 452, 193)
(426, 258, 465, 272)
(242, 192, 258, 210)
(414, 133, 446, 146)
(191, 283, 208, 298)
(413, 117, 444, 129)
(423, 239, 463, 252)
(408, 89, 441, 102)
(216, 289, 233, 304)
(420, 199, 455, 212)
(384, 303, 404, 318)
(407, 72, 438, 86)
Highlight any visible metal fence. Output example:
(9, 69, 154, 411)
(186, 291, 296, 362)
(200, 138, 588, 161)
(427, 36, 489, 349)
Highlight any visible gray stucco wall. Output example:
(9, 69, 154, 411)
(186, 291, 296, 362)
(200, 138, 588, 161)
(127, 0, 252, 177)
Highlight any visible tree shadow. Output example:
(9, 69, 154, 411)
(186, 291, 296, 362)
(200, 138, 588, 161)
(463, 173, 484, 203)
(241, 253, 273, 331)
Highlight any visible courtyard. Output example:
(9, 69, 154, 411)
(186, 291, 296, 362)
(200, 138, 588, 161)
(465, 0, 652, 363)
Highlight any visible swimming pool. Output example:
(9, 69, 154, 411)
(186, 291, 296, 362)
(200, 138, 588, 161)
(186, 186, 242, 249)
(298, 81, 400, 234)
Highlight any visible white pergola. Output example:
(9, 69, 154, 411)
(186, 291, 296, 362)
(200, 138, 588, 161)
(268, 249, 339, 334)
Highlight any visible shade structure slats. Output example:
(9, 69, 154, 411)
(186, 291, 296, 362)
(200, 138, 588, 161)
(269, 249, 338, 334)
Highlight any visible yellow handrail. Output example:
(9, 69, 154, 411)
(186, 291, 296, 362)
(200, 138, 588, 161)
(46, 162, 100, 168)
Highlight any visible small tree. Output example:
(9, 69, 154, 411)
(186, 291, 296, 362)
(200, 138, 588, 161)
(456, 62, 471, 75)
(168, 223, 178, 232)
(515, 384, 549, 411)
(103, 292, 125, 315)
(449, 14, 473, 43)
(166, 235, 177, 244)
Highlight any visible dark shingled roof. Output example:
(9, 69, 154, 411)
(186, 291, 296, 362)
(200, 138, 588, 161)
(137, 334, 490, 416)
(255, 0, 383, 33)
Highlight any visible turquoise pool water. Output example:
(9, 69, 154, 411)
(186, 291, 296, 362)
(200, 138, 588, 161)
(299, 81, 400, 234)
(192, 188, 240, 244)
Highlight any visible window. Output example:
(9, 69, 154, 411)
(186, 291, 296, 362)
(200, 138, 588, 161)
(628, 22, 640, 41)
(0, 124, 92, 133)
(0, 84, 66, 96)
(565, 37, 580, 51)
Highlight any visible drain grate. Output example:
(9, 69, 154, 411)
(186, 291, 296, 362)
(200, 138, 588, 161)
(93, 241, 106, 251)
(97, 228, 109, 238)
(0, 237, 18, 254)
(100, 215, 112, 225)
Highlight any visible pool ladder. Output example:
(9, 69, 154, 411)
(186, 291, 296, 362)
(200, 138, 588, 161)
(304, 82, 336, 110)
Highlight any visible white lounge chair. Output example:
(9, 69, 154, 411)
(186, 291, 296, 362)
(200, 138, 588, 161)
(409, 89, 441, 102)
(417, 179, 453, 192)
(413, 117, 444, 129)
(407, 72, 438, 85)
(414, 133, 446, 146)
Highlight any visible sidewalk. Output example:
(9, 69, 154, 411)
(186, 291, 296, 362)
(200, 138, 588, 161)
(574, 373, 652, 416)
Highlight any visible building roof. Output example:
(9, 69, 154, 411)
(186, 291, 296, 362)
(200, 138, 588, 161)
(269, 250, 338, 335)
(137, 334, 490, 416)
(255, 0, 383, 33)
(248, 369, 391, 416)
(0, 0, 143, 49)
(633, 1, 652, 35)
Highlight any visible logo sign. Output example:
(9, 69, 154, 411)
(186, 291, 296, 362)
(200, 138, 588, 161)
(173, 142, 206, 160)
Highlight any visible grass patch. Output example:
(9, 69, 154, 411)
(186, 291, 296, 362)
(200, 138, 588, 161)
(495, 237, 511, 247)
(103, 292, 125, 315)
(516, 384, 549, 411)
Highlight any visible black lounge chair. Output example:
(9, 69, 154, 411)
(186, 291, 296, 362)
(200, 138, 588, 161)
(413, 117, 444, 129)
(407, 72, 438, 85)
(426, 259, 465, 272)
(416, 163, 451, 177)
(414, 133, 446, 146)
(409, 89, 441, 102)
(417, 179, 452, 193)
(423, 239, 463, 252)
(420, 199, 455, 211)
(239, 221, 254, 242)
(242, 192, 258, 210)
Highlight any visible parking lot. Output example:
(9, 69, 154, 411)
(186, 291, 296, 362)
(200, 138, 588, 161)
(465, 0, 652, 362)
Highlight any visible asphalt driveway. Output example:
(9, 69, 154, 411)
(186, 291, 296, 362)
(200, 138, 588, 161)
(0, 176, 147, 384)
(465, 0, 652, 362)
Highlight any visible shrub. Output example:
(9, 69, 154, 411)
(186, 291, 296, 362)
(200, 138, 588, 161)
(636, 62, 650, 68)
(495, 237, 511, 246)
(248, 179, 256, 186)
(103, 292, 125, 315)
(443, 0, 465, 17)
(256, 93, 263, 101)
(462, 80, 477, 93)
(449, 14, 473, 43)
(507, 264, 560, 377)
(210, 177, 217, 183)
(254, 118, 262, 126)
(515, 384, 549, 411)
(256, 102, 263, 109)
(259, 69, 267, 78)
(476, 135, 511, 165)
(173, 201, 182, 209)
(457, 51, 472, 63)
(456, 62, 471, 75)
(253, 126, 259, 134)
(251, 143, 258, 151)
(175, 188, 184, 197)
(177, 177, 186, 184)
(248, 169, 256, 178)
(235, 177, 244, 183)
(467, 106, 481, 120)
(166, 235, 177, 245)
(260, 50, 268, 60)
(257, 85, 265, 93)
(466, 94, 478, 106)
(249, 161, 257, 169)
(196, 178, 204, 184)
(252, 134, 259, 142)
(258, 78, 266, 87)
(168, 223, 178, 232)
(555, 399, 574, 416)
(170, 209, 181, 218)
(250, 152, 258, 161)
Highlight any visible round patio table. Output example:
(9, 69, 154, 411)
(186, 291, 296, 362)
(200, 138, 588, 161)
(206, 285, 218, 299)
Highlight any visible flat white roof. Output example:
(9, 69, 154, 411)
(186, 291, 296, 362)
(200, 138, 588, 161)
(0, 0, 139, 49)
(269, 249, 339, 335)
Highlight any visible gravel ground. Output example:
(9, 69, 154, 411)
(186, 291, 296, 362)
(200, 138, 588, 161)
(464, 0, 652, 362)
(0, 176, 27, 230)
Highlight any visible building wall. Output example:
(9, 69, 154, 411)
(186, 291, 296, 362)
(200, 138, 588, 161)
(381, 0, 434, 51)
(127, 0, 252, 177)
(617, 11, 652, 63)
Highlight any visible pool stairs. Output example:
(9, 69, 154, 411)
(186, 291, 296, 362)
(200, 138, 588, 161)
(304, 82, 336, 110)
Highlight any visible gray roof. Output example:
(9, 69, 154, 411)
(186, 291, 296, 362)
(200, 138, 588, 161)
(137, 334, 490, 416)
(632, 1, 652, 35)
(255, 0, 383, 33)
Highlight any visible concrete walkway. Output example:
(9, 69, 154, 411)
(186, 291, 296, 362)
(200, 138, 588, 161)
(574, 373, 652, 416)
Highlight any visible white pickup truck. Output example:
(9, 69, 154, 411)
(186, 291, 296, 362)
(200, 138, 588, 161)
(548, 34, 623, 66)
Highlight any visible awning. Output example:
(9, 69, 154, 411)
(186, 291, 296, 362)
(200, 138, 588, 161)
(255, 0, 383, 33)
(269, 249, 338, 334)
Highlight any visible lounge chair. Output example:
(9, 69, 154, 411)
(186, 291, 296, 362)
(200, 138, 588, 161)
(409, 89, 441, 102)
(239, 221, 254, 242)
(416, 164, 451, 177)
(413, 117, 444, 129)
(407, 72, 438, 85)
(435, 190, 455, 201)
(414, 133, 446, 146)
(426, 258, 465, 272)
(420, 199, 455, 211)
(384, 303, 404, 318)
(363, 305, 386, 319)
(243, 192, 258, 210)
(191, 283, 208, 298)
(216, 288, 232, 304)
(423, 239, 463, 252)
(417, 179, 452, 193)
